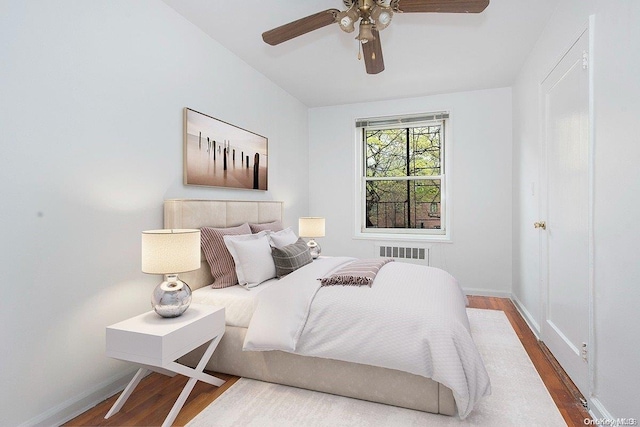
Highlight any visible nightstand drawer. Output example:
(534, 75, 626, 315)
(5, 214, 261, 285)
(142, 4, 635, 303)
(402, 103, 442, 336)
(106, 305, 224, 366)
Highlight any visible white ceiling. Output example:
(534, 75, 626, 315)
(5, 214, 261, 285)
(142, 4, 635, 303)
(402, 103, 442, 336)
(161, 0, 559, 107)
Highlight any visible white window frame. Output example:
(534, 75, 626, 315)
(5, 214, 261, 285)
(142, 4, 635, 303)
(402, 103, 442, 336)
(353, 113, 452, 242)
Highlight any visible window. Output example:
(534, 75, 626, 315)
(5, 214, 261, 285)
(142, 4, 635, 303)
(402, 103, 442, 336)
(356, 112, 450, 239)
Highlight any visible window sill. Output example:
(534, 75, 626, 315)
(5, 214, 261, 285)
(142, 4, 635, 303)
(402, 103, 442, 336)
(353, 231, 452, 243)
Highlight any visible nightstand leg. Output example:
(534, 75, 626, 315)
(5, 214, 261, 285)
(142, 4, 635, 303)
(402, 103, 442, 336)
(162, 377, 198, 427)
(167, 334, 225, 387)
(105, 367, 148, 419)
(161, 335, 225, 426)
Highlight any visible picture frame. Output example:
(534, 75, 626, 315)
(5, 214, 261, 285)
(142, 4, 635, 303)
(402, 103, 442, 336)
(183, 108, 268, 190)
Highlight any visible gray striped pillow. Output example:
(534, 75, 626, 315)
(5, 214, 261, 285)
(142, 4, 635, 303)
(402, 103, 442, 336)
(249, 220, 284, 233)
(201, 223, 251, 288)
(320, 258, 394, 287)
(271, 238, 313, 277)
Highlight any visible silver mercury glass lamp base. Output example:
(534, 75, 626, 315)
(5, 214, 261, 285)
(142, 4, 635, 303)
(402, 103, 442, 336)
(151, 274, 192, 318)
(307, 239, 321, 259)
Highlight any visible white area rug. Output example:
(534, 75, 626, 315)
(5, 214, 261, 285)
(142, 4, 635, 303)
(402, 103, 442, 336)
(187, 309, 566, 427)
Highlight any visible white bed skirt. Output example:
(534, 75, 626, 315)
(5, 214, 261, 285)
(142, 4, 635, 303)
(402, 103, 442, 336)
(179, 325, 456, 416)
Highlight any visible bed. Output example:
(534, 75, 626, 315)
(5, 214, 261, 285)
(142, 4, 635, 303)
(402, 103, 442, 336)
(165, 199, 489, 418)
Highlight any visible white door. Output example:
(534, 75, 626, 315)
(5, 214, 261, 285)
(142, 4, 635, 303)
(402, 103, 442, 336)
(539, 30, 590, 397)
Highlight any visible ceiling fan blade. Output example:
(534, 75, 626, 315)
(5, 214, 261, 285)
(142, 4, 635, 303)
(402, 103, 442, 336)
(397, 0, 489, 13)
(363, 29, 384, 75)
(262, 9, 339, 46)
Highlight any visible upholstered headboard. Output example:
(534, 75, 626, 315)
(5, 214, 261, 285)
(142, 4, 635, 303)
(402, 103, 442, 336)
(164, 199, 283, 290)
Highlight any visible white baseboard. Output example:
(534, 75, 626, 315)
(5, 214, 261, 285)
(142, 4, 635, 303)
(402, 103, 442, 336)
(509, 296, 618, 422)
(463, 288, 511, 298)
(19, 368, 137, 427)
(588, 397, 614, 422)
(511, 294, 541, 338)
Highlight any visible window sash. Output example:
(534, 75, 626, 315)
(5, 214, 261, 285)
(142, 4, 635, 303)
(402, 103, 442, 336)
(363, 121, 444, 178)
(359, 119, 446, 236)
(361, 178, 446, 235)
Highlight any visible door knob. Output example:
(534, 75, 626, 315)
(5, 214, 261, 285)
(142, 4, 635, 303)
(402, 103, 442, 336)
(534, 221, 546, 230)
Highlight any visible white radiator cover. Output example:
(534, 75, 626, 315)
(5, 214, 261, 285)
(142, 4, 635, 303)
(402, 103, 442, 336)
(374, 243, 430, 265)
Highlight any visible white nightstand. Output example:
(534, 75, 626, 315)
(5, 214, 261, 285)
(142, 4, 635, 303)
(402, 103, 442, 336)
(105, 304, 225, 427)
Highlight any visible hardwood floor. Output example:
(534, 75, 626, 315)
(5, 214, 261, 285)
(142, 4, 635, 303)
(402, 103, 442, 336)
(467, 296, 591, 426)
(65, 297, 590, 426)
(64, 372, 239, 427)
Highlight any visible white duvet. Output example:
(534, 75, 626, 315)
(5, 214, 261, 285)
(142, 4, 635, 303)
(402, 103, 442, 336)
(243, 257, 491, 418)
(191, 279, 277, 328)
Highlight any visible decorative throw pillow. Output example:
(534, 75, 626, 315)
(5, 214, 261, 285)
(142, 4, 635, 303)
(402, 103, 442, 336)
(249, 220, 284, 233)
(271, 238, 313, 278)
(269, 227, 298, 248)
(320, 258, 394, 287)
(201, 223, 251, 288)
(223, 232, 276, 288)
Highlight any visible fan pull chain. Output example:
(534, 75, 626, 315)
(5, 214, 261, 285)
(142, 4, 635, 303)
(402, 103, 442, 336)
(358, 41, 362, 60)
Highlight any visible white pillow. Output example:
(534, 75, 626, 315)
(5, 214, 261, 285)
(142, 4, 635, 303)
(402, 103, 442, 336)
(223, 231, 276, 288)
(269, 227, 298, 248)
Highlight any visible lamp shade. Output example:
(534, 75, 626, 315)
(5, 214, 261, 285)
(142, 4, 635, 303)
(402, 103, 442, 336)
(141, 229, 201, 274)
(337, 6, 359, 33)
(298, 217, 325, 238)
(371, 5, 393, 31)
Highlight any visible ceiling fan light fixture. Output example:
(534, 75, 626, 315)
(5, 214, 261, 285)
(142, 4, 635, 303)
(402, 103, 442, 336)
(371, 5, 393, 30)
(356, 20, 375, 44)
(337, 6, 360, 33)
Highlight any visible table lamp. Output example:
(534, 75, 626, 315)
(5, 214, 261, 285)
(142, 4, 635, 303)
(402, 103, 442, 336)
(298, 217, 325, 259)
(141, 229, 201, 318)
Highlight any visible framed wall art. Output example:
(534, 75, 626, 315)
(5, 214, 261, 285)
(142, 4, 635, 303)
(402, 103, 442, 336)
(183, 108, 268, 190)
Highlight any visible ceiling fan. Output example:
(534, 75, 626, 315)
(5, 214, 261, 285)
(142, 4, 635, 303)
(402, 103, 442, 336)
(262, 0, 489, 75)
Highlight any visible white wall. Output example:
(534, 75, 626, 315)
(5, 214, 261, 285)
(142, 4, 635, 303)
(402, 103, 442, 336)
(591, 0, 640, 419)
(0, 1, 309, 425)
(309, 88, 513, 295)
(512, 0, 640, 419)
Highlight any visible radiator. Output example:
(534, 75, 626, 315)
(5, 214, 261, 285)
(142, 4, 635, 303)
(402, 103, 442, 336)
(374, 244, 430, 265)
